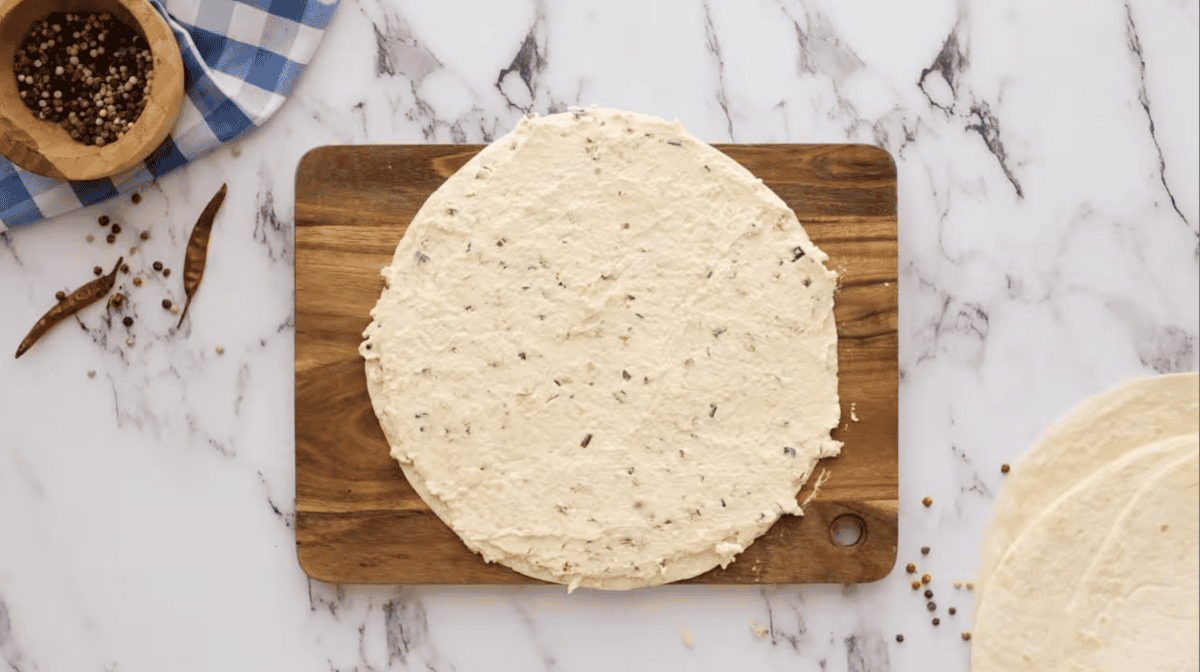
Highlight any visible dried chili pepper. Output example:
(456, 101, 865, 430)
(15, 257, 123, 358)
(177, 184, 227, 328)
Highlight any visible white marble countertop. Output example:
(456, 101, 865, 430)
(1, 1, 1196, 670)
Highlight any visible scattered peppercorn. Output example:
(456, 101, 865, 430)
(932, 618, 940, 626)
(111, 223, 121, 234)
(99, 215, 110, 226)
(125, 337, 135, 346)
(911, 580, 921, 590)
(921, 546, 930, 555)
(927, 601, 936, 611)
(215, 344, 224, 354)
(965, 582, 974, 591)
(924, 589, 933, 598)
(953, 582, 963, 589)
(949, 607, 957, 615)
(152, 261, 162, 271)
(86, 234, 94, 243)
(961, 631, 971, 641)
(122, 316, 132, 327)
(161, 298, 172, 309)
(906, 563, 916, 574)
(922, 574, 931, 585)
(87, 369, 96, 378)
(895, 635, 904, 643)
(131, 193, 141, 204)
(139, 231, 149, 240)
(1001, 464, 1010, 474)
(55, 291, 66, 301)
(922, 497, 933, 507)
(92, 265, 102, 275)
(106, 233, 116, 244)
(161, 267, 170, 277)
(132, 276, 142, 286)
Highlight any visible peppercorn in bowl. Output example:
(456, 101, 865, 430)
(0, 0, 183, 181)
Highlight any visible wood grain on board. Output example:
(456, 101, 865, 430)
(295, 144, 898, 585)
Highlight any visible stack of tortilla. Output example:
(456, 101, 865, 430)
(971, 373, 1199, 671)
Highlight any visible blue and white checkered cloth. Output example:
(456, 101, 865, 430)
(0, 0, 339, 231)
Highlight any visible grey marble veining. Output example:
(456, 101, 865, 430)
(0, 0, 1195, 670)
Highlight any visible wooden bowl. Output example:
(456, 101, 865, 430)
(0, 0, 184, 181)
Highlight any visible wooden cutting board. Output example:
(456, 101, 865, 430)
(295, 144, 898, 585)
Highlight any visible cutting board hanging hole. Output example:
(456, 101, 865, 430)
(830, 513, 866, 547)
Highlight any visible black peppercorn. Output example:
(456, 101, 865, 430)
(55, 290, 66, 301)
(161, 268, 170, 277)
(106, 233, 115, 244)
(152, 261, 162, 271)
(120, 264, 129, 273)
(924, 589, 933, 598)
(139, 231, 149, 240)
(161, 298, 172, 309)
(111, 223, 121, 234)
(921, 546, 930, 555)
(122, 316, 133, 327)
(93, 265, 102, 275)
(895, 634, 904, 643)
(927, 601, 936, 611)
(99, 215, 110, 226)
(131, 193, 142, 204)
(932, 618, 940, 626)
